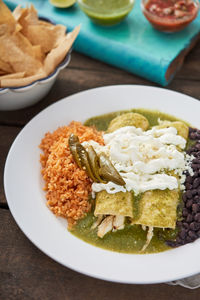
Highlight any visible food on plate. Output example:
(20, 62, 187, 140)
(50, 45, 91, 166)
(107, 112, 149, 132)
(0, 1, 80, 88)
(40, 121, 104, 226)
(155, 120, 189, 140)
(40, 109, 200, 253)
(78, 0, 134, 26)
(141, 0, 199, 32)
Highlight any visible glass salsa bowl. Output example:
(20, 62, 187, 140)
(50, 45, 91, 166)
(141, 0, 199, 33)
(78, 0, 135, 26)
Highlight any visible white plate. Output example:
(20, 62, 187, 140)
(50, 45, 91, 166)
(4, 85, 200, 284)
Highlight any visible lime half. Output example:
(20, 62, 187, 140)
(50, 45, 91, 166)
(49, 0, 76, 8)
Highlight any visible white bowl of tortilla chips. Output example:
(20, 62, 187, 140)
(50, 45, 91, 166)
(0, 2, 80, 111)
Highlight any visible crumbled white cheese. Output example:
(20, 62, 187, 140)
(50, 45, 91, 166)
(83, 125, 192, 195)
(179, 154, 194, 191)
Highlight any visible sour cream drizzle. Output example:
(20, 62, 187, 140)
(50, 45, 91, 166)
(82, 125, 192, 195)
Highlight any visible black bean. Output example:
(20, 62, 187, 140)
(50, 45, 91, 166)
(192, 149, 198, 153)
(188, 231, 197, 240)
(196, 133, 200, 140)
(193, 178, 200, 188)
(176, 221, 182, 227)
(192, 159, 200, 164)
(186, 183, 192, 190)
(197, 230, 200, 237)
(190, 132, 197, 140)
(198, 188, 200, 196)
(186, 236, 193, 243)
(196, 144, 200, 150)
(183, 222, 189, 230)
(191, 189, 197, 196)
(186, 176, 193, 184)
(182, 193, 187, 202)
(186, 199, 193, 208)
(191, 152, 197, 157)
(194, 222, 200, 230)
(194, 195, 200, 202)
(182, 208, 189, 217)
(192, 204, 200, 213)
(193, 172, 199, 178)
(190, 222, 200, 231)
(176, 237, 182, 244)
(179, 240, 185, 246)
(194, 213, 200, 222)
(186, 190, 193, 199)
(192, 164, 200, 170)
(189, 127, 195, 133)
(179, 229, 186, 239)
(166, 241, 173, 247)
(186, 214, 193, 223)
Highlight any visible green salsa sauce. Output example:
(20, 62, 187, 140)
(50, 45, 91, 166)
(78, 0, 134, 26)
(70, 108, 190, 254)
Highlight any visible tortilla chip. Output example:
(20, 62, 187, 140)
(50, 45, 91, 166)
(0, 20, 21, 35)
(0, 2, 79, 88)
(18, 5, 38, 37)
(39, 20, 56, 27)
(24, 24, 66, 54)
(0, 72, 25, 80)
(155, 121, 189, 140)
(0, 58, 13, 74)
(13, 31, 36, 57)
(44, 25, 80, 75)
(0, 31, 43, 76)
(107, 112, 149, 133)
(0, 23, 21, 38)
(0, 71, 46, 87)
(12, 5, 25, 21)
(0, 69, 6, 75)
(94, 191, 133, 217)
(133, 189, 179, 229)
(16, 23, 22, 32)
(26, 5, 38, 24)
(33, 45, 45, 62)
(0, 24, 8, 36)
(0, 0, 17, 33)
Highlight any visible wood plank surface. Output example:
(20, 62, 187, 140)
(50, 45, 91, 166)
(0, 209, 200, 300)
(0, 40, 200, 126)
(0, 126, 21, 206)
(1, 40, 200, 298)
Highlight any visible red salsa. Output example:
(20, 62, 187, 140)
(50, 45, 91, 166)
(142, 0, 199, 32)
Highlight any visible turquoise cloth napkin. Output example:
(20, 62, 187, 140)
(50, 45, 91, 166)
(4, 0, 200, 85)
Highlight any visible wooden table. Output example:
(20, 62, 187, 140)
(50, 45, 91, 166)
(1, 43, 200, 299)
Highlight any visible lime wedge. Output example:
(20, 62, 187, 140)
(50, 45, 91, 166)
(49, 0, 76, 8)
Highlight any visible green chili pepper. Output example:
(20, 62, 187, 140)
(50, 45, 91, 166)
(98, 153, 125, 186)
(76, 143, 98, 182)
(87, 146, 107, 184)
(68, 134, 82, 168)
(69, 134, 125, 186)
